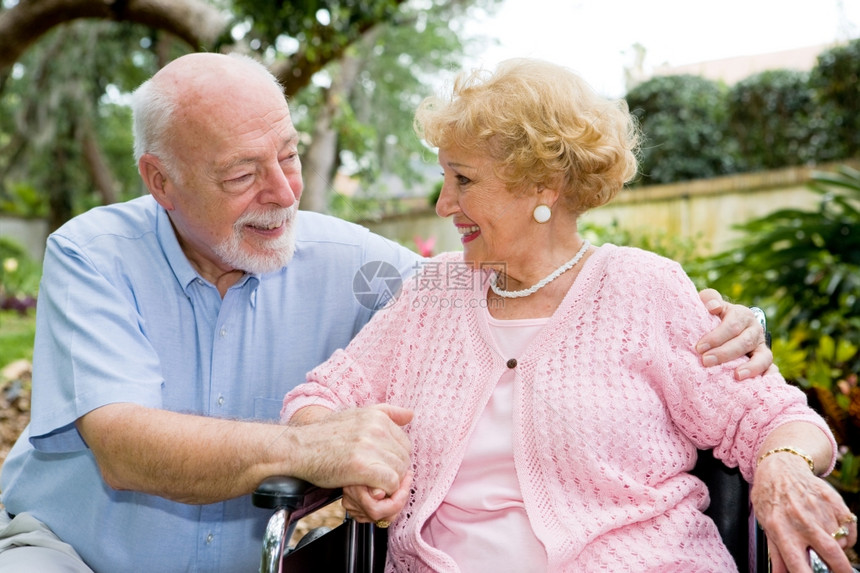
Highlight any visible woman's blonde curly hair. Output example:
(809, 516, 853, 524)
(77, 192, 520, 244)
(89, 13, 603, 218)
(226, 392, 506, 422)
(414, 58, 640, 214)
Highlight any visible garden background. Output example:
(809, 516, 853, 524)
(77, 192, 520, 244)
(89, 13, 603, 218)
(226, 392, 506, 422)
(1, 0, 859, 557)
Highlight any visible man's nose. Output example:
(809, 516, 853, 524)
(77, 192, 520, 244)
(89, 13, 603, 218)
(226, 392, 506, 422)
(261, 164, 298, 207)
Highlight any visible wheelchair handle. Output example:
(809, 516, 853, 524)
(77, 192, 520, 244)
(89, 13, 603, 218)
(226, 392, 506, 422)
(255, 476, 346, 573)
(253, 476, 343, 518)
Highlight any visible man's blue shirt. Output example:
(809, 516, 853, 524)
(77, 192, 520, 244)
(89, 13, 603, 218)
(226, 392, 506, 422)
(0, 195, 421, 572)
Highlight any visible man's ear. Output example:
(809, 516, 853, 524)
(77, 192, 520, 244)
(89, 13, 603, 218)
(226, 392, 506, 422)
(139, 154, 175, 211)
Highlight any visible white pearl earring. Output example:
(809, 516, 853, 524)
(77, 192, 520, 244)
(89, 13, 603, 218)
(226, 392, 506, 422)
(533, 204, 552, 223)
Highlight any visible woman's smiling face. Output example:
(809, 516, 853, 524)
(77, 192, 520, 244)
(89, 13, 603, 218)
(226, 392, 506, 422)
(435, 145, 539, 271)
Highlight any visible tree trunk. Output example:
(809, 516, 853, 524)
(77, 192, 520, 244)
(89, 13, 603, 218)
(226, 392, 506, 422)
(300, 100, 338, 213)
(79, 115, 120, 205)
(46, 124, 74, 232)
(299, 33, 375, 213)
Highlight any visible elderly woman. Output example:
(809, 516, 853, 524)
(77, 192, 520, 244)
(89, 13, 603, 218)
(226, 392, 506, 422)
(282, 59, 855, 572)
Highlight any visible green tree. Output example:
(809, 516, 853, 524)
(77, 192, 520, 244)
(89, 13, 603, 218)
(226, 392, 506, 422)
(0, 0, 408, 97)
(0, 0, 489, 227)
(624, 74, 739, 185)
(293, 2, 474, 215)
(0, 20, 158, 228)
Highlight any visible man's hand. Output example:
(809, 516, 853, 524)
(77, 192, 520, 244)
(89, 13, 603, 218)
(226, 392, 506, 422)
(697, 288, 772, 380)
(289, 404, 413, 498)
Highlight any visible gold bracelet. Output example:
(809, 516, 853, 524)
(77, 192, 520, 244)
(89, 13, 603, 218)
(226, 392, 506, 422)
(756, 446, 815, 473)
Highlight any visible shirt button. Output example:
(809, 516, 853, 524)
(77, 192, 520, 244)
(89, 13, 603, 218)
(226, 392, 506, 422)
(217, 395, 225, 406)
(206, 533, 214, 544)
(219, 327, 227, 337)
(506, 358, 517, 369)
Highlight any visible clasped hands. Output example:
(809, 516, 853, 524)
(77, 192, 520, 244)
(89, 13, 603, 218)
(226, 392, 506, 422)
(290, 403, 413, 528)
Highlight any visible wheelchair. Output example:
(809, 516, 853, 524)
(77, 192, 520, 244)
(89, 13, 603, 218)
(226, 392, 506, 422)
(253, 449, 770, 573)
(253, 475, 385, 573)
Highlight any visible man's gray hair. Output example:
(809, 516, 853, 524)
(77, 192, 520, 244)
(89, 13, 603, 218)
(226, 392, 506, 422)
(131, 77, 178, 170)
(130, 53, 284, 176)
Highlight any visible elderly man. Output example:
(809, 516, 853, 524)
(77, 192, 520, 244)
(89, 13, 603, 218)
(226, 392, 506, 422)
(0, 53, 769, 572)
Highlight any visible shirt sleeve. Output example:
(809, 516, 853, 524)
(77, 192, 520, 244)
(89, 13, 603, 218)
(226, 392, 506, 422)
(284, 228, 423, 415)
(28, 234, 166, 453)
(637, 253, 836, 481)
(360, 229, 425, 311)
(280, 266, 422, 423)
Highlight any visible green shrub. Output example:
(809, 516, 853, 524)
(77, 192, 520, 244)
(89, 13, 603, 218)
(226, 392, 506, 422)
(810, 38, 860, 159)
(625, 75, 740, 185)
(0, 240, 38, 366)
(703, 164, 860, 341)
(727, 69, 824, 171)
(580, 220, 702, 269)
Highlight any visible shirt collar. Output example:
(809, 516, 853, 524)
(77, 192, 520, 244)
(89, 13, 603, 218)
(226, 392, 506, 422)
(155, 204, 260, 297)
(156, 204, 201, 292)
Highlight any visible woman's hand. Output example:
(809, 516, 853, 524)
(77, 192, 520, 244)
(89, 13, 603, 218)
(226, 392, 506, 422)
(342, 471, 413, 527)
(697, 288, 772, 380)
(752, 453, 856, 573)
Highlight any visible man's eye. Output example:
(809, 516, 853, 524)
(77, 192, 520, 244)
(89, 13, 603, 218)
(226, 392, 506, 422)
(227, 174, 253, 184)
(456, 175, 471, 185)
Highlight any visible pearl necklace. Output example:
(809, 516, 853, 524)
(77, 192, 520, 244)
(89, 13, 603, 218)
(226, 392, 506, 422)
(490, 240, 591, 299)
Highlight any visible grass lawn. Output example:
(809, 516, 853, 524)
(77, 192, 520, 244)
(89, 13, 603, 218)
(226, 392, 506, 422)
(0, 310, 36, 369)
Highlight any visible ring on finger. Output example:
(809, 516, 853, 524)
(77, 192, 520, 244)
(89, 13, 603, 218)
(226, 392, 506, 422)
(842, 513, 858, 526)
(375, 519, 391, 529)
(832, 525, 850, 539)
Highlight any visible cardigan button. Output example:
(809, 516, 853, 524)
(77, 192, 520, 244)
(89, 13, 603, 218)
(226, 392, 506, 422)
(506, 358, 517, 369)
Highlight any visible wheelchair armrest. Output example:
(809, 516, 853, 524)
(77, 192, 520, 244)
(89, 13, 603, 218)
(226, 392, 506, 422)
(692, 450, 748, 548)
(253, 476, 343, 522)
(254, 477, 388, 573)
(692, 449, 767, 573)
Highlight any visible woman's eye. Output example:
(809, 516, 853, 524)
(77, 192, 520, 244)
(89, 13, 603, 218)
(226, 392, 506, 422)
(456, 175, 471, 185)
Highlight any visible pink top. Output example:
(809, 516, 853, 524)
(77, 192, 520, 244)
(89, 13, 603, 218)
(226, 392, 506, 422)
(282, 245, 835, 572)
(421, 315, 549, 571)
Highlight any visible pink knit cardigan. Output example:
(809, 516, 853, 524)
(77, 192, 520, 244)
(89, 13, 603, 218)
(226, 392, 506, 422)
(282, 244, 834, 572)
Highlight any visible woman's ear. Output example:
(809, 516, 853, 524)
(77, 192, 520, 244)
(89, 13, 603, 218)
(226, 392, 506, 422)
(535, 184, 561, 209)
(139, 154, 175, 211)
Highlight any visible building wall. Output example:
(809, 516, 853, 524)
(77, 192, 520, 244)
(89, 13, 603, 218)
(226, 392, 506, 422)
(651, 43, 831, 86)
(0, 216, 48, 262)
